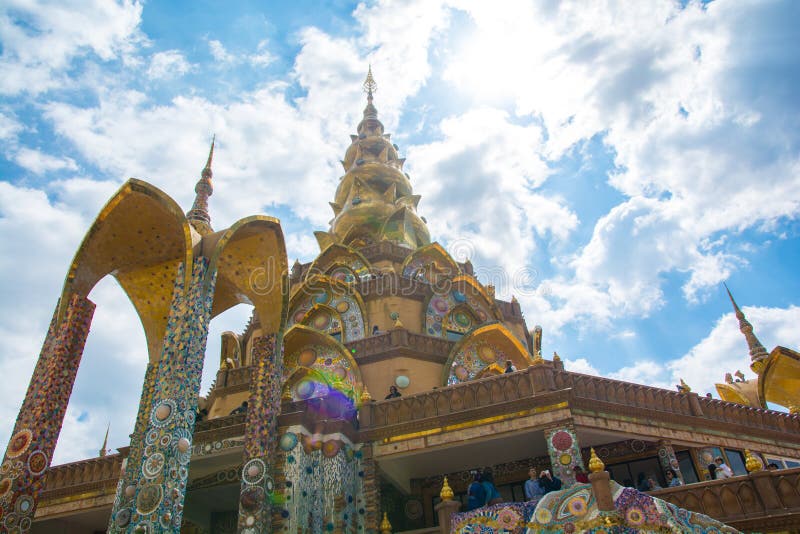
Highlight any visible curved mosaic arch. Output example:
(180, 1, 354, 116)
(287, 275, 367, 342)
(61, 178, 194, 361)
(424, 276, 501, 339)
(442, 323, 533, 385)
(400, 242, 460, 283)
(282, 324, 363, 402)
(306, 244, 372, 283)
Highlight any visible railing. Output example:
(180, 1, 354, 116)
(650, 467, 800, 531)
(554, 369, 800, 434)
(361, 366, 542, 434)
(40, 454, 124, 500)
(359, 365, 800, 440)
(345, 330, 454, 363)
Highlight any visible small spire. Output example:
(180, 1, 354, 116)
(724, 283, 769, 371)
(439, 476, 454, 501)
(363, 64, 377, 101)
(187, 135, 216, 235)
(99, 423, 110, 457)
(588, 448, 605, 473)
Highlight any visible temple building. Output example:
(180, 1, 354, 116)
(2, 71, 800, 534)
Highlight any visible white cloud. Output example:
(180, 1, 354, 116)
(0, 0, 144, 95)
(147, 49, 193, 79)
(14, 147, 78, 174)
(249, 40, 273, 67)
(208, 39, 235, 63)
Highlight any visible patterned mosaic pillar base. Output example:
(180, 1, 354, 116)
(237, 334, 282, 533)
(360, 442, 380, 534)
(275, 431, 367, 534)
(0, 294, 95, 533)
(656, 440, 684, 484)
(544, 425, 584, 487)
(108, 259, 217, 533)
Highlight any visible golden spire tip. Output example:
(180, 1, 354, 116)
(363, 65, 377, 99)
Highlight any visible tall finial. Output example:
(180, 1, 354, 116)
(187, 135, 216, 235)
(724, 283, 769, 373)
(99, 423, 110, 457)
(363, 64, 377, 101)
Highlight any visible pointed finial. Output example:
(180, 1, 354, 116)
(440, 476, 454, 501)
(380, 511, 392, 534)
(360, 385, 372, 403)
(553, 351, 561, 362)
(99, 423, 110, 457)
(187, 136, 216, 235)
(744, 449, 762, 472)
(363, 65, 377, 100)
(588, 448, 605, 473)
(724, 283, 769, 372)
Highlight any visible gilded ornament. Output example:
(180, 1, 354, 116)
(439, 476, 454, 501)
(588, 448, 605, 473)
(380, 511, 392, 533)
(744, 449, 762, 472)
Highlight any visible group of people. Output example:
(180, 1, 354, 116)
(707, 456, 734, 480)
(467, 469, 505, 510)
(523, 468, 564, 500)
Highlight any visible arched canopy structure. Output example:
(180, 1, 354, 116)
(207, 215, 288, 333)
(758, 346, 800, 413)
(424, 275, 502, 339)
(442, 323, 533, 385)
(282, 324, 363, 403)
(401, 242, 460, 283)
(288, 274, 367, 342)
(60, 179, 194, 361)
(306, 244, 372, 283)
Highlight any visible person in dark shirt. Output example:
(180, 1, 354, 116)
(504, 360, 514, 373)
(539, 470, 562, 493)
(385, 386, 401, 399)
(467, 472, 486, 511)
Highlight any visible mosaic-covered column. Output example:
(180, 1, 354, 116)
(0, 294, 95, 533)
(657, 440, 684, 484)
(237, 333, 283, 533)
(108, 259, 217, 533)
(544, 424, 584, 487)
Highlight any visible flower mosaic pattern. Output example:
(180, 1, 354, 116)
(426, 288, 491, 340)
(288, 286, 366, 342)
(277, 426, 367, 533)
(284, 343, 360, 402)
(450, 481, 740, 533)
(0, 295, 94, 533)
(109, 260, 217, 533)
(544, 427, 584, 487)
(446, 338, 510, 385)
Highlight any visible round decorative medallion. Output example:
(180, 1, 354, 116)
(4, 512, 18, 528)
(124, 485, 136, 498)
(293, 310, 306, 323)
(145, 429, 159, 445)
(159, 434, 172, 448)
(151, 399, 177, 427)
(135, 484, 163, 516)
(26, 450, 48, 476)
(336, 301, 350, 312)
(405, 499, 423, 520)
(0, 478, 12, 499)
(312, 313, 331, 330)
(630, 439, 646, 453)
(477, 345, 496, 363)
(295, 379, 316, 400)
(7, 430, 32, 459)
(240, 486, 264, 510)
(115, 508, 131, 527)
(454, 365, 469, 380)
(452, 290, 466, 303)
(279, 433, 298, 451)
(19, 516, 31, 530)
(298, 348, 317, 367)
(312, 291, 330, 305)
(454, 311, 471, 327)
(242, 459, 266, 486)
(559, 453, 573, 466)
(322, 440, 340, 458)
(176, 437, 191, 453)
(551, 430, 573, 451)
(14, 494, 33, 515)
(142, 453, 165, 479)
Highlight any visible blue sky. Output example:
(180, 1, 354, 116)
(1, 0, 799, 464)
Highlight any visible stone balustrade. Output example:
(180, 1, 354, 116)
(650, 467, 800, 532)
(40, 454, 124, 500)
(345, 330, 454, 364)
(359, 364, 800, 439)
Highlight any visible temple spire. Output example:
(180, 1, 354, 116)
(724, 283, 769, 372)
(187, 135, 215, 235)
(99, 423, 110, 457)
(357, 66, 383, 136)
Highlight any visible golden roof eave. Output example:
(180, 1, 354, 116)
(440, 322, 533, 385)
(758, 346, 800, 413)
